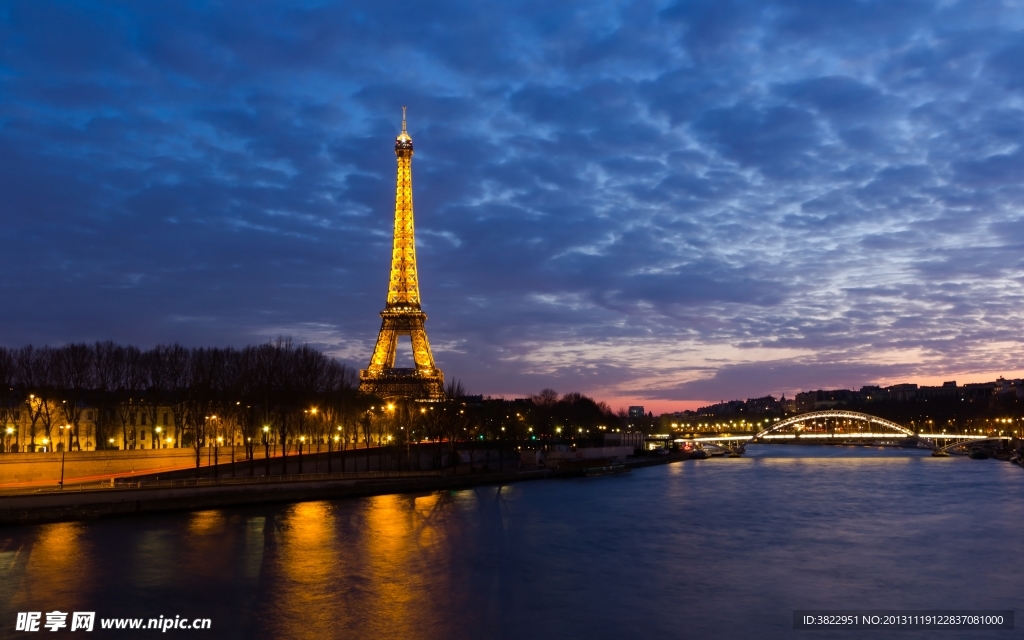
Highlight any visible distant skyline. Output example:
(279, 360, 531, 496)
(2, 1, 1024, 413)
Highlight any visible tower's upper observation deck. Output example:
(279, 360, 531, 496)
(395, 106, 413, 153)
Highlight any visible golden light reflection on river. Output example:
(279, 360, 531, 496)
(260, 493, 458, 640)
(180, 510, 235, 582)
(10, 522, 91, 613)
(262, 501, 341, 639)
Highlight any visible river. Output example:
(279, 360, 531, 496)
(1, 445, 1022, 639)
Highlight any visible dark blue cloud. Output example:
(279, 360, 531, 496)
(2, 0, 1024, 410)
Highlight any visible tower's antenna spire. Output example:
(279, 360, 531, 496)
(401, 106, 407, 133)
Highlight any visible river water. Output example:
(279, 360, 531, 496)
(1, 445, 1022, 639)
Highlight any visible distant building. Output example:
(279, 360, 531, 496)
(696, 396, 784, 417)
(603, 431, 645, 449)
(1, 405, 187, 453)
(791, 380, 1003, 408)
(887, 383, 918, 402)
(995, 377, 1024, 398)
(628, 406, 645, 419)
(795, 389, 858, 412)
(915, 382, 960, 400)
(859, 386, 883, 401)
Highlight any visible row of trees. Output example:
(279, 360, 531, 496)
(0, 340, 623, 472)
(0, 339, 363, 468)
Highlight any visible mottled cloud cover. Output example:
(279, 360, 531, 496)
(2, 0, 1024, 410)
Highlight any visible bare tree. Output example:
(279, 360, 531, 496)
(92, 341, 123, 450)
(114, 346, 144, 450)
(0, 348, 18, 452)
(163, 344, 190, 449)
(140, 347, 170, 449)
(17, 347, 59, 451)
(184, 348, 223, 475)
(54, 344, 95, 451)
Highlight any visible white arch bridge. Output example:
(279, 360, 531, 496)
(678, 410, 1012, 452)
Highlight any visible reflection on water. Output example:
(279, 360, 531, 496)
(131, 529, 176, 589)
(1, 446, 1022, 639)
(9, 522, 91, 615)
(267, 501, 339, 638)
(188, 510, 226, 536)
(242, 517, 264, 580)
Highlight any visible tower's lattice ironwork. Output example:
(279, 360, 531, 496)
(359, 109, 445, 400)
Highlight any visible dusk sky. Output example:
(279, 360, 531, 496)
(2, 1, 1024, 412)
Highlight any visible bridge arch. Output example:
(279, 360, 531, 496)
(936, 436, 1009, 453)
(748, 410, 928, 445)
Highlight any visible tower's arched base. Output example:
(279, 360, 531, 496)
(359, 368, 444, 401)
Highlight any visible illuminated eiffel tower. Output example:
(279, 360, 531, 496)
(359, 108, 445, 400)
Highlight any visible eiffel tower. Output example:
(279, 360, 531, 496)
(359, 108, 445, 400)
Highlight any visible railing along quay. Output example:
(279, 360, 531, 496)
(136, 469, 445, 489)
(4, 469, 447, 495)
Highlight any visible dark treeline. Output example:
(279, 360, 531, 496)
(0, 339, 363, 469)
(0, 340, 622, 473)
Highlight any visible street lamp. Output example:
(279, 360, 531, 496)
(212, 431, 223, 477)
(261, 425, 272, 475)
(155, 426, 163, 449)
(57, 425, 73, 488)
(4, 426, 13, 453)
(299, 435, 306, 474)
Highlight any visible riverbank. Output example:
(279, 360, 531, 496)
(0, 452, 690, 526)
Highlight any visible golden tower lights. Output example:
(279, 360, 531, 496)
(359, 108, 445, 400)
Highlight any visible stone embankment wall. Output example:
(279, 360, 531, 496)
(0, 448, 248, 485)
(0, 469, 552, 525)
(0, 444, 513, 485)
